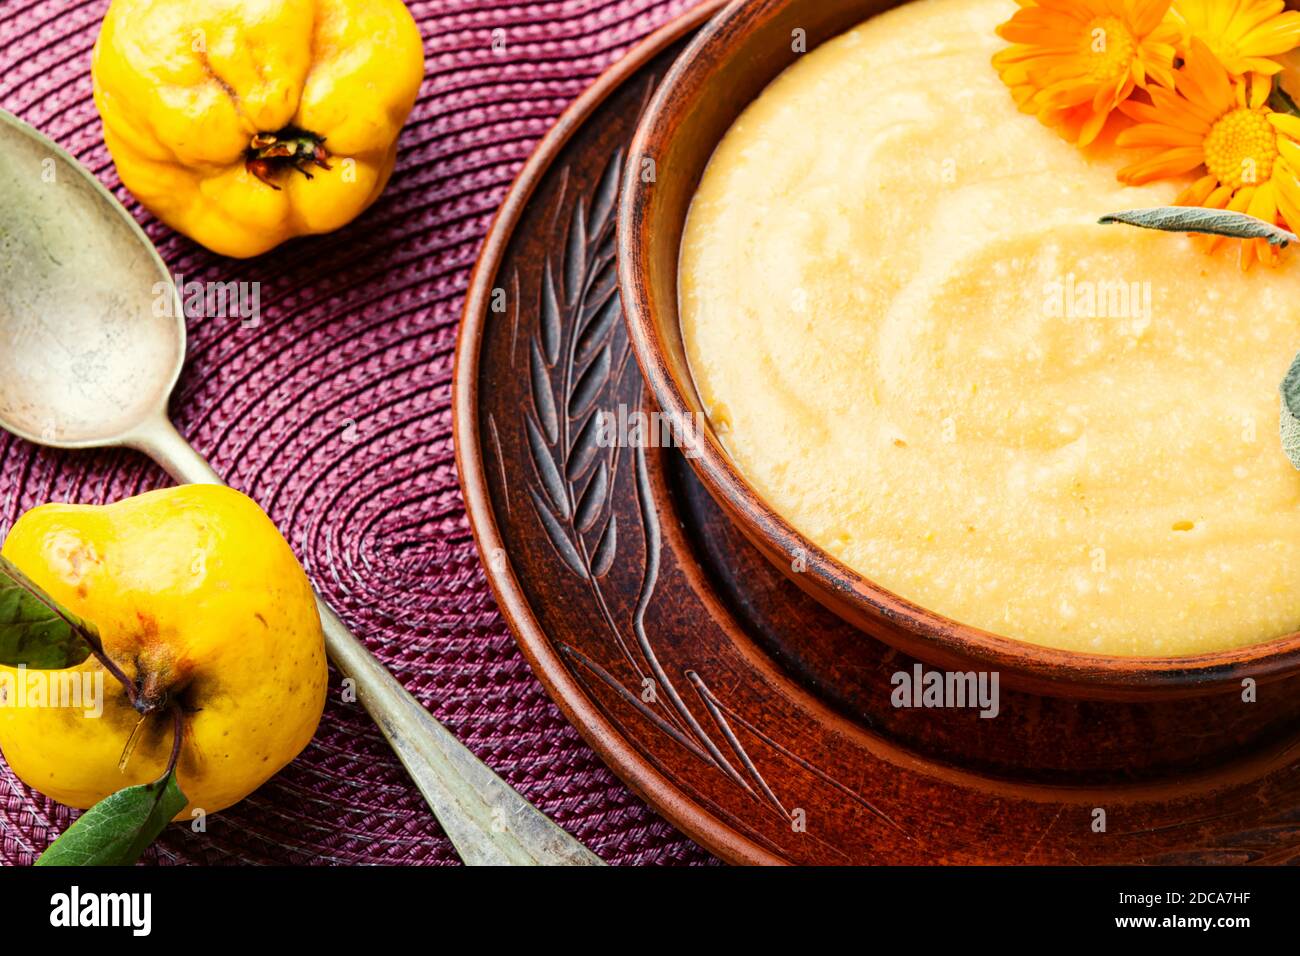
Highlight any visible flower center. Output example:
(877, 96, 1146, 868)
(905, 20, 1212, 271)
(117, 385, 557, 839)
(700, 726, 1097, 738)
(1080, 17, 1136, 81)
(1204, 108, 1277, 190)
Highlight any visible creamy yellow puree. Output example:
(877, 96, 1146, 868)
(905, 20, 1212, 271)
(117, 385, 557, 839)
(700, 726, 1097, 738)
(679, 0, 1300, 656)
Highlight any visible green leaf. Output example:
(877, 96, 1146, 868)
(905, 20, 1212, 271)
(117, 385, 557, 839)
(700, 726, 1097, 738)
(0, 555, 95, 669)
(1269, 82, 1300, 119)
(1099, 207, 1299, 247)
(1281, 352, 1300, 470)
(35, 773, 186, 866)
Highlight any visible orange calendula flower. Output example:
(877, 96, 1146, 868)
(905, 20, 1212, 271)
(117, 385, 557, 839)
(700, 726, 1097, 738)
(1265, 110, 1300, 231)
(1115, 39, 1300, 266)
(993, 0, 1180, 145)
(1170, 0, 1300, 76)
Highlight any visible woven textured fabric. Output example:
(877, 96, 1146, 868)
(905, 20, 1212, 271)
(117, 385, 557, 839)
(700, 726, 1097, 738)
(0, 0, 716, 866)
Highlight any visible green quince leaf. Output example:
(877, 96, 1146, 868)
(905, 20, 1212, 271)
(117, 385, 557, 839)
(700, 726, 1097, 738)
(0, 555, 95, 669)
(36, 772, 187, 867)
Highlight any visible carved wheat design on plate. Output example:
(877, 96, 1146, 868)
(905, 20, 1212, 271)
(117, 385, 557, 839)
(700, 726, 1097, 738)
(522, 149, 755, 767)
(521, 151, 902, 839)
(524, 149, 640, 672)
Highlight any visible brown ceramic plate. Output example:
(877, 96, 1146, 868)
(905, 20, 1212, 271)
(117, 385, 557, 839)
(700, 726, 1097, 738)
(455, 0, 1300, 864)
(617, 0, 1300, 700)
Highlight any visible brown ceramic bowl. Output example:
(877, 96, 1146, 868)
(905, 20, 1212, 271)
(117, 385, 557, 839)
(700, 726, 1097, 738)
(618, 0, 1300, 701)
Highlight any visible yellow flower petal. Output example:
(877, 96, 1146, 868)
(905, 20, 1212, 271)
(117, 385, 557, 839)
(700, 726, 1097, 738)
(1172, 0, 1300, 76)
(993, 0, 1177, 144)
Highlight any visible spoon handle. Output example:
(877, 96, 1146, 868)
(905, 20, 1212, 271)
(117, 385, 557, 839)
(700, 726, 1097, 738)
(315, 601, 603, 865)
(130, 417, 224, 485)
(128, 416, 604, 866)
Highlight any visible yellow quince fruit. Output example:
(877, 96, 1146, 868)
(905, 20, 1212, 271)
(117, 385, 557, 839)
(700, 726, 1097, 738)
(0, 485, 327, 818)
(91, 0, 425, 257)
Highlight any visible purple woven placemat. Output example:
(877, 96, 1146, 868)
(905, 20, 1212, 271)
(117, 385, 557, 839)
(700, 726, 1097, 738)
(0, 0, 716, 866)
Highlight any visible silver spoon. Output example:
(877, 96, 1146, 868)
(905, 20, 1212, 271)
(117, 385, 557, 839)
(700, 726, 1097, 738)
(0, 109, 601, 866)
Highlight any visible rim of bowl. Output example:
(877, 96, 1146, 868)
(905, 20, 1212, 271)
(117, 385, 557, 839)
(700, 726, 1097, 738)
(617, 0, 1300, 697)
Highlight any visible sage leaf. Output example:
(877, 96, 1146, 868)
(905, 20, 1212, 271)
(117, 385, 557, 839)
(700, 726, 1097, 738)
(1281, 351, 1300, 470)
(36, 773, 186, 866)
(0, 555, 94, 669)
(1099, 207, 1299, 247)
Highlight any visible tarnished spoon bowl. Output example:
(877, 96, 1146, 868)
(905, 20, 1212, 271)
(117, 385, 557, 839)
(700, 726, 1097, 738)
(0, 109, 600, 866)
(0, 111, 182, 449)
